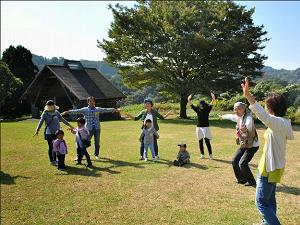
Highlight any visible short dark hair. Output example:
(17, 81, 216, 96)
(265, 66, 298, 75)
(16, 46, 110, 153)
(55, 129, 64, 137)
(87, 96, 95, 102)
(265, 93, 287, 117)
(145, 119, 152, 123)
(77, 117, 86, 124)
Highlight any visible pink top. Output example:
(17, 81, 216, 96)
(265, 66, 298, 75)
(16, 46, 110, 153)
(53, 139, 68, 155)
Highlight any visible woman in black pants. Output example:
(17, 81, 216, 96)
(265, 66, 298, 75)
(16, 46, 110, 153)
(188, 92, 215, 160)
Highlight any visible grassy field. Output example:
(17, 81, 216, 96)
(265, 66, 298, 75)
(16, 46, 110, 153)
(1, 117, 299, 225)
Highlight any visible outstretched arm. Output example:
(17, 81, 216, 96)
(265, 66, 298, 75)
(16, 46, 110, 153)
(210, 91, 216, 105)
(187, 94, 193, 106)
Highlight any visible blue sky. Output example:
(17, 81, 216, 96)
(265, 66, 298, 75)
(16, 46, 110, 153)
(1, 1, 300, 70)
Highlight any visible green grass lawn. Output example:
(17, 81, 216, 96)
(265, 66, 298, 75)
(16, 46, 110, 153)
(1, 118, 299, 225)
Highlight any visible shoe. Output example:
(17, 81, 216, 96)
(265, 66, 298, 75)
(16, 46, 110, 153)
(245, 182, 256, 187)
(95, 156, 99, 161)
(74, 157, 78, 161)
(50, 161, 57, 166)
(209, 154, 213, 160)
(144, 158, 148, 162)
(200, 154, 204, 159)
(155, 155, 160, 159)
(75, 162, 82, 165)
(139, 156, 144, 160)
(86, 164, 93, 168)
(152, 157, 157, 161)
(236, 180, 247, 185)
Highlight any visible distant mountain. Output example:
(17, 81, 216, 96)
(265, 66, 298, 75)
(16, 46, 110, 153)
(32, 54, 300, 83)
(261, 66, 300, 83)
(32, 54, 118, 77)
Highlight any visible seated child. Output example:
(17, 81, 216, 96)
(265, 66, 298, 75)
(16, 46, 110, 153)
(70, 117, 92, 168)
(53, 130, 68, 170)
(139, 119, 159, 161)
(174, 143, 190, 167)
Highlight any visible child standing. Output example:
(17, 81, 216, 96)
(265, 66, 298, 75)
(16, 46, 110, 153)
(71, 117, 93, 168)
(139, 119, 159, 162)
(174, 143, 190, 167)
(53, 130, 68, 170)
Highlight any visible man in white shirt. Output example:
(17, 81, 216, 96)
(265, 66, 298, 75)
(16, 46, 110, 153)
(221, 102, 259, 187)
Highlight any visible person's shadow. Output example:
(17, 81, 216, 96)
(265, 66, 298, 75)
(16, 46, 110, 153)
(277, 184, 300, 196)
(0, 171, 31, 185)
(156, 159, 208, 170)
(213, 158, 258, 168)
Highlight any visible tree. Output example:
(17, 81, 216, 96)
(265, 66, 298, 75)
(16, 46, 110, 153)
(0, 61, 23, 105)
(1, 45, 38, 118)
(98, 1, 268, 118)
(2, 45, 38, 85)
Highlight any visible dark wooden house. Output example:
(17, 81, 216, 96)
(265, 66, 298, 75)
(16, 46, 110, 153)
(21, 60, 126, 118)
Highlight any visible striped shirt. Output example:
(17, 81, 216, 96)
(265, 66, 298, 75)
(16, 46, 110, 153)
(69, 106, 116, 130)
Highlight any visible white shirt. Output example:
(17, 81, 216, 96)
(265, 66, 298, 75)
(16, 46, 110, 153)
(249, 102, 294, 172)
(221, 113, 260, 147)
(144, 113, 153, 129)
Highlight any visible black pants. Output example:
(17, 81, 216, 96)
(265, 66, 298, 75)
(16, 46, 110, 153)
(232, 146, 259, 184)
(46, 134, 57, 162)
(57, 154, 66, 169)
(199, 138, 212, 155)
(174, 159, 189, 167)
(77, 147, 92, 166)
(140, 136, 158, 157)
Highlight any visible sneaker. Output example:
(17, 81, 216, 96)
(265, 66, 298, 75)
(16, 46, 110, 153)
(209, 154, 213, 160)
(50, 161, 57, 166)
(152, 157, 157, 161)
(236, 180, 247, 185)
(155, 155, 160, 159)
(139, 156, 144, 160)
(75, 162, 82, 165)
(144, 158, 148, 162)
(245, 182, 256, 187)
(86, 164, 93, 168)
(200, 154, 204, 159)
(95, 156, 99, 161)
(74, 157, 78, 161)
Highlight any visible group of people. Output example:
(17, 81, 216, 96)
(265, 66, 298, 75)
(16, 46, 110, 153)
(34, 78, 294, 225)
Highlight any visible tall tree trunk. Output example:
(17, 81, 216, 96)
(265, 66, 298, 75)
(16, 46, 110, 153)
(179, 94, 188, 118)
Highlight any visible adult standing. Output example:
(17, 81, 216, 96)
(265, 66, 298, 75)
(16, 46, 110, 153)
(125, 98, 172, 160)
(34, 100, 73, 165)
(242, 77, 294, 225)
(62, 96, 121, 161)
(188, 92, 216, 160)
(220, 101, 259, 187)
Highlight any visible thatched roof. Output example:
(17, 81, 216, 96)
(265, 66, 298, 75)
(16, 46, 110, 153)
(21, 60, 126, 101)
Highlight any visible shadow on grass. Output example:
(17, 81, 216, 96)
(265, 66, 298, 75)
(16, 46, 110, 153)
(99, 157, 145, 169)
(0, 171, 31, 185)
(277, 184, 300, 196)
(157, 159, 208, 170)
(213, 158, 258, 169)
(57, 165, 121, 177)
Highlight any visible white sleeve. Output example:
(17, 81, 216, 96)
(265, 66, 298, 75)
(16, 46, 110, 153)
(249, 102, 281, 131)
(221, 114, 238, 122)
(244, 116, 253, 132)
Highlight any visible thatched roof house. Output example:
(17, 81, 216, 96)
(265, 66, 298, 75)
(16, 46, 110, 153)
(21, 60, 126, 118)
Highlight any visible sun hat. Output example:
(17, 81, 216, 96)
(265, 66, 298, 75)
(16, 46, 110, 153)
(44, 100, 59, 111)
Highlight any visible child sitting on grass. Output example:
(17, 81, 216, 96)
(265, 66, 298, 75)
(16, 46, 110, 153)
(53, 130, 68, 171)
(174, 143, 190, 167)
(139, 119, 159, 162)
(70, 117, 92, 168)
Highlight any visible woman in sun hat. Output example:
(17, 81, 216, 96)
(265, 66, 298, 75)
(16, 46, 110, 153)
(34, 100, 74, 165)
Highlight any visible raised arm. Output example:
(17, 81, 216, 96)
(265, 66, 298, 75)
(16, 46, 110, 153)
(242, 77, 281, 130)
(210, 91, 216, 105)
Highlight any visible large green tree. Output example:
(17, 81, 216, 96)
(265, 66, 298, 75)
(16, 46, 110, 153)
(1, 45, 38, 118)
(0, 61, 23, 105)
(98, 1, 268, 118)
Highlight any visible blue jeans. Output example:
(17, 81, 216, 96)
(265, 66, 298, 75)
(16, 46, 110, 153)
(140, 135, 158, 156)
(256, 173, 280, 225)
(144, 143, 155, 159)
(89, 128, 100, 156)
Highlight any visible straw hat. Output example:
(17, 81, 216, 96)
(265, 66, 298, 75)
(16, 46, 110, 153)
(44, 100, 59, 111)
